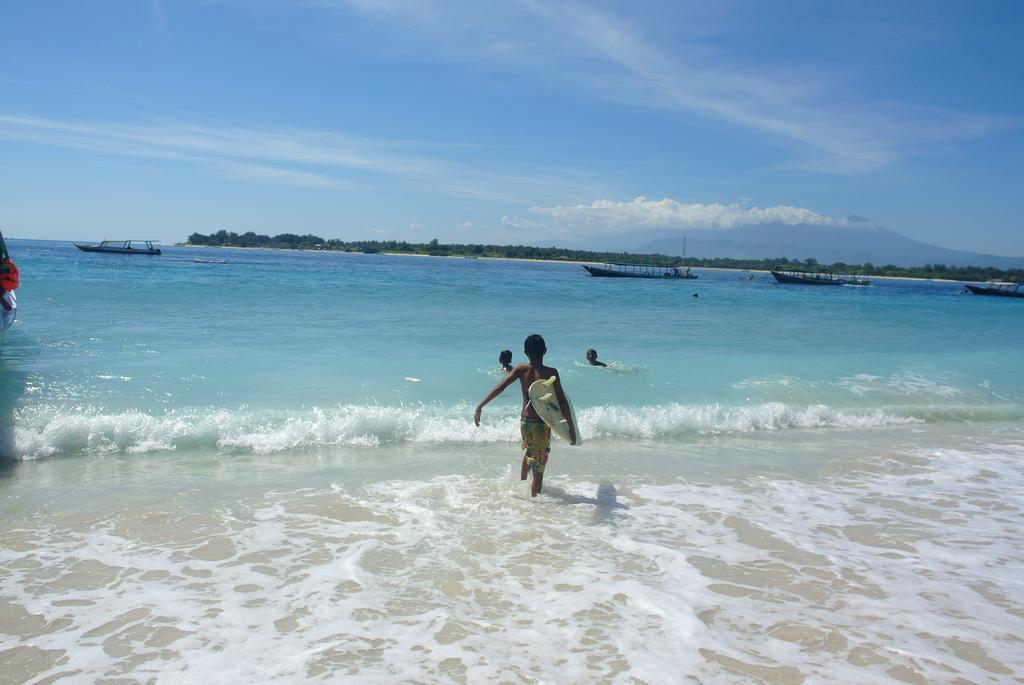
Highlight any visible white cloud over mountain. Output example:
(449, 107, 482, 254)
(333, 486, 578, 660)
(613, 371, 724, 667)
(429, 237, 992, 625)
(528, 197, 857, 232)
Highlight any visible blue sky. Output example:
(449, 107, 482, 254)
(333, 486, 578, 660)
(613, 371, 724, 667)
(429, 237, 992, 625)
(1, 1, 1021, 255)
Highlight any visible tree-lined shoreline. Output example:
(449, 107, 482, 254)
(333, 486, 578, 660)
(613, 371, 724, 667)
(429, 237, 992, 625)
(185, 231, 1023, 283)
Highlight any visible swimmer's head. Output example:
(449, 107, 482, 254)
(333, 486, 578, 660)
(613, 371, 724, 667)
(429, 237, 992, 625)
(499, 349, 513, 365)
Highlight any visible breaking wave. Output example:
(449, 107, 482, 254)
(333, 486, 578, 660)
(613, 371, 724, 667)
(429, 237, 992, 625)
(8, 401, 1023, 460)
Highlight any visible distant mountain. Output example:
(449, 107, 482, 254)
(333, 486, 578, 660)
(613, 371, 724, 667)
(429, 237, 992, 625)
(627, 222, 1024, 268)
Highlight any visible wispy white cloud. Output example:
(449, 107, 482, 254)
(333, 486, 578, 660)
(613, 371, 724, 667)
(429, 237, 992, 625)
(0, 114, 442, 179)
(218, 161, 355, 189)
(0, 113, 586, 200)
(528, 197, 860, 233)
(306, 0, 1007, 173)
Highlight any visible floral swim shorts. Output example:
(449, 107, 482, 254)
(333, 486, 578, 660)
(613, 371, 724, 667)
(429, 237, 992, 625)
(520, 416, 551, 474)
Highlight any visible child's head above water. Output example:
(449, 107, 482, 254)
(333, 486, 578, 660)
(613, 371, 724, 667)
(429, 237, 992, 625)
(586, 348, 598, 361)
(498, 349, 513, 366)
(524, 334, 546, 361)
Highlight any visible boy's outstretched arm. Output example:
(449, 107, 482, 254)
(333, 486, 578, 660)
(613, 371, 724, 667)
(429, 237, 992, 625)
(474, 367, 520, 426)
(551, 372, 577, 445)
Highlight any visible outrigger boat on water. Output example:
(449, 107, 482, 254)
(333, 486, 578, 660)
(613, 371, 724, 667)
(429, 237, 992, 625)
(770, 268, 870, 286)
(75, 240, 162, 255)
(583, 262, 698, 279)
(1, 230, 18, 332)
(963, 281, 1024, 299)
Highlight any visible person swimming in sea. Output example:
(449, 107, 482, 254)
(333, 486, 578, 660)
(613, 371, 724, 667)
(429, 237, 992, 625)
(585, 348, 607, 367)
(499, 349, 514, 374)
(476, 334, 576, 497)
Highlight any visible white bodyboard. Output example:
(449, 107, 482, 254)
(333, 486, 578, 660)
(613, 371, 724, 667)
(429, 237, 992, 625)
(527, 376, 581, 445)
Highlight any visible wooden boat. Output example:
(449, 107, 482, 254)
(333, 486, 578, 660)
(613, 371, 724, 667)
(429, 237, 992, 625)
(583, 262, 698, 279)
(964, 282, 1024, 298)
(75, 240, 162, 255)
(770, 268, 869, 286)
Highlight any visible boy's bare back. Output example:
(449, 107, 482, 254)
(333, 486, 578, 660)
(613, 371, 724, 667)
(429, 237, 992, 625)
(512, 362, 558, 419)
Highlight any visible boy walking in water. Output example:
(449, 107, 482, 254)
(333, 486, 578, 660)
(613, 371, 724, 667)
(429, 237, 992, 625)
(475, 334, 576, 497)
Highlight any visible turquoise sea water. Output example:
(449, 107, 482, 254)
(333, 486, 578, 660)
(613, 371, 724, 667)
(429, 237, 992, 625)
(4, 239, 1023, 453)
(2, 239, 1023, 683)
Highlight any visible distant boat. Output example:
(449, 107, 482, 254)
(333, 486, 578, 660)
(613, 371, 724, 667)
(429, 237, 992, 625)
(193, 258, 229, 264)
(76, 240, 162, 255)
(964, 281, 1024, 299)
(583, 262, 698, 279)
(770, 268, 869, 286)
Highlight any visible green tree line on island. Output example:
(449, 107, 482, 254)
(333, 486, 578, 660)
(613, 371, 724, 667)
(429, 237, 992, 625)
(185, 230, 1024, 283)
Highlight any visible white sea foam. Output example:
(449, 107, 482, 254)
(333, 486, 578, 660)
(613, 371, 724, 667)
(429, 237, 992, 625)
(2, 440, 1022, 683)
(837, 372, 964, 400)
(584, 402, 924, 438)
(574, 360, 642, 374)
(734, 372, 969, 403)
(9, 400, 1022, 460)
